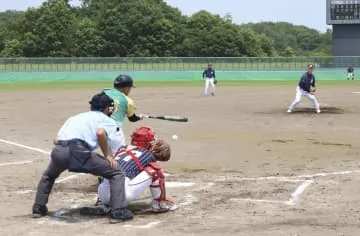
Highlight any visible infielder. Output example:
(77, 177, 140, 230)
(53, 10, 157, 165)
(81, 126, 177, 216)
(287, 64, 321, 113)
(32, 92, 133, 224)
(103, 74, 144, 153)
(347, 66, 355, 80)
(202, 63, 217, 96)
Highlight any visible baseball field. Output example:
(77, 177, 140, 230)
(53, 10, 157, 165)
(1, 80, 360, 236)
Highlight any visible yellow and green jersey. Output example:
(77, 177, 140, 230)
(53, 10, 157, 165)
(103, 88, 137, 127)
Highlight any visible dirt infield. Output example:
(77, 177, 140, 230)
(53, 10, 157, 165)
(1, 85, 360, 236)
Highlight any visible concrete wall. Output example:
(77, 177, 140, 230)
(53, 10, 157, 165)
(333, 24, 360, 56)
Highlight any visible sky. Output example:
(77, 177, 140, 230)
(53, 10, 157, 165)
(0, 0, 330, 32)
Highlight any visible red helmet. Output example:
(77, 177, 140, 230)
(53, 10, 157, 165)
(130, 126, 155, 149)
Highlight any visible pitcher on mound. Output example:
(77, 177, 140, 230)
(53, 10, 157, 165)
(287, 64, 321, 114)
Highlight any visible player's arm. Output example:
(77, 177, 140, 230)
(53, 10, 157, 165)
(126, 97, 143, 122)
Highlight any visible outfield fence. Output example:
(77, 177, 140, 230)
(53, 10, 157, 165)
(0, 57, 360, 72)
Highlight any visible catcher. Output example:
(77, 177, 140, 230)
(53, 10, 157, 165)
(287, 64, 321, 113)
(81, 126, 177, 216)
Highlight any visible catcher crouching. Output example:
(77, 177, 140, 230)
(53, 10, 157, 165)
(82, 126, 177, 216)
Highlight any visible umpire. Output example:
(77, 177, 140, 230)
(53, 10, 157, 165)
(32, 92, 133, 224)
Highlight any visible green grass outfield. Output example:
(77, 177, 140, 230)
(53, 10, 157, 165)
(1, 80, 360, 91)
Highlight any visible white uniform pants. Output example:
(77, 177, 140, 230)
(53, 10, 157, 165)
(204, 77, 215, 95)
(98, 171, 153, 204)
(347, 72, 354, 80)
(109, 128, 125, 156)
(288, 86, 320, 111)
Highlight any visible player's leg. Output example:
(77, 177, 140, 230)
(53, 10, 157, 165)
(210, 78, 216, 96)
(97, 168, 175, 213)
(85, 152, 133, 223)
(32, 145, 69, 218)
(288, 86, 302, 112)
(145, 163, 177, 212)
(204, 78, 210, 96)
(304, 93, 321, 113)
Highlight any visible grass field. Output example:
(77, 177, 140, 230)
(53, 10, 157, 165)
(1, 80, 359, 91)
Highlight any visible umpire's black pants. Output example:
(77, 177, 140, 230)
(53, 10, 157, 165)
(34, 139, 127, 210)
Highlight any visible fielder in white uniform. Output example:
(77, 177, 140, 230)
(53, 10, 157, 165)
(287, 64, 321, 113)
(81, 126, 176, 216)
(203, 63, 216, 96)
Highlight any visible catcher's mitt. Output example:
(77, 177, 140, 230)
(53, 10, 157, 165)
(214, 79, 218, 85)
(150, 139, 171, 162)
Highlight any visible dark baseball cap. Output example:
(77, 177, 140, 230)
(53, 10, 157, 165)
(307, 64, 314, 69)
(89, 92, 114, 111)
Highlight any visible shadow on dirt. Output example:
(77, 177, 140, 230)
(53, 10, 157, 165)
(257, 106, 347, 115)
(291, 106, 345, 114)
(19, 200, 154, 224)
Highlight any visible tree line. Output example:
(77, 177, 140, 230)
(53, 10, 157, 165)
(0, 0, 332, 58)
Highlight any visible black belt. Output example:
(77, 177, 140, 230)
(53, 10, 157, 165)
(56, 139, 91, 149)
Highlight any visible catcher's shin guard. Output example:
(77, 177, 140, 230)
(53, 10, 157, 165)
(144, 162, 177, 212)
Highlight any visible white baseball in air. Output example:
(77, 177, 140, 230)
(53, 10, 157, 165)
(172, 134, 178, 140)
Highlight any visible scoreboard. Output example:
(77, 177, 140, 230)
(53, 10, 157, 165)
(327, 0, 360, 24)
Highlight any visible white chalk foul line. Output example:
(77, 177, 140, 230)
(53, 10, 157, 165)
(0, 160, 34, 167)
(230, 179, 313, 206)
(352, 92, 360, 94)
(285, 180, 313, 205)
(0, 138, 50, 155)
(124, 221, 161, 229)
(166, 182, 195, 188)
(230, 198, 286, 205)
(216, 170, 360, 182)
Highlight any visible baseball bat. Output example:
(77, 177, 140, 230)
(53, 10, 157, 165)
(144, 115, 188, 122)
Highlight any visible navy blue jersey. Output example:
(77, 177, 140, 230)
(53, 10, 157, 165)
(115, 146, 156, 179)
(348, 67, 354, 73)
(203, 68, 216, 78)
(298, 72, 315, 92)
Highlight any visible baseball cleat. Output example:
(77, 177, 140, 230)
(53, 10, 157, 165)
(32, 204, 48, 218)
(287, 109, 292, 113)
(109, 208, 133, 224)
(152, 199, 178, 213)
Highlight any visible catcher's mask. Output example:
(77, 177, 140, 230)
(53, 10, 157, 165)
(130, 126, 155, 150)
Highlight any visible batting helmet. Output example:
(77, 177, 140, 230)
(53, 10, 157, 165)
(89, 92, 114, 112)
(114, 74, 136, 89)
(130, 126, 155, 149)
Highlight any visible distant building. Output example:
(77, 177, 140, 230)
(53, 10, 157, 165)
(327, 0, 360, 56)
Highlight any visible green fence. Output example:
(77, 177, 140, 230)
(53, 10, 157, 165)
(0, 57, 357, 82)
(0, 57, 360, 72)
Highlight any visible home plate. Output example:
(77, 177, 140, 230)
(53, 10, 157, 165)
(166, 182, 195, 188)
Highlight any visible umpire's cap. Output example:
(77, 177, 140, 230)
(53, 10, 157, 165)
(114, 74, 136, 89)
(89, 92, 114, 112)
